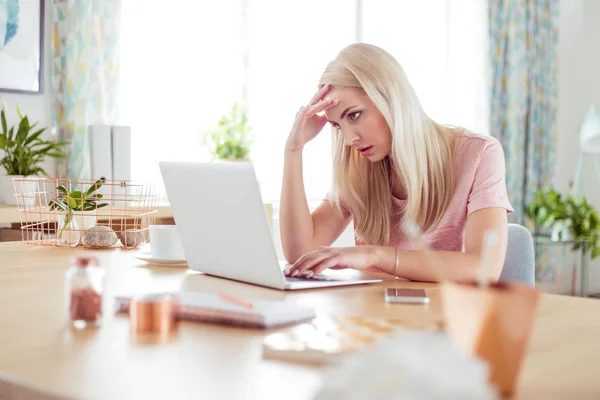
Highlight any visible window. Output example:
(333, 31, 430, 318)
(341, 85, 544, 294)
(118, 0, 488, 203)
(245, 0, 357, 203)
(118, 0, 246, 194)
(362, 0, 490, 133)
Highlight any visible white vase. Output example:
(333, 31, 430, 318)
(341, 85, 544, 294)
(56, 210, 98, 233)
(57, 215, 81, 247)
(551, 220, 572, 241)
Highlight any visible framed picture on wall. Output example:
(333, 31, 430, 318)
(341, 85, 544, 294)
(0, 0, 44, 94)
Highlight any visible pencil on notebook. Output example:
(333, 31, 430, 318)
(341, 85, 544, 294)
(218, 292, 254, 309)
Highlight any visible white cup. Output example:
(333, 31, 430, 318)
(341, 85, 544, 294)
(148, 225, 186, 260)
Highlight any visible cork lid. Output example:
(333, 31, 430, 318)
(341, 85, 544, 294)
(71, 256, 100, 268)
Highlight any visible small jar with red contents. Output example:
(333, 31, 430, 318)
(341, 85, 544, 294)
(65, 256, 104, 328)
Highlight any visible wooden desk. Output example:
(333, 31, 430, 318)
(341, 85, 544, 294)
(0, 242, 599, 399)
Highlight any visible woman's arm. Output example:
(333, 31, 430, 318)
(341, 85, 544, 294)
(372, 208, 508, 282)
(280, 150, 351, 263)
(280, 84, 351, 263)
(286, 207, 508, 281)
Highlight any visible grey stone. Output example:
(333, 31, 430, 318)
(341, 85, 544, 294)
(82, 226, 118, 248)
(121, 229, 145, 248)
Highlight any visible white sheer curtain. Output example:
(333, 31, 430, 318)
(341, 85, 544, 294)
(118, 0, 489, 204)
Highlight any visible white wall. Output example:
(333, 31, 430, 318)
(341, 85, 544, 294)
(586, 0, 600, 103)
(554, 0, 600, 293)
(0, 0, 54, 179)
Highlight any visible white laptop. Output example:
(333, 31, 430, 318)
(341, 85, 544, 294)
(158, 161, 382, 290)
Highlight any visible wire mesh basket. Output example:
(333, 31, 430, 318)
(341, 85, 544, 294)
(11, 177, 160, 249)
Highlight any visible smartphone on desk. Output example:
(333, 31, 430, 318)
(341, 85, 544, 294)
(385, 288, 430, 304)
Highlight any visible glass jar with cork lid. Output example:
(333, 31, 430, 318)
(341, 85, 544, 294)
(65, 256, 105, 328)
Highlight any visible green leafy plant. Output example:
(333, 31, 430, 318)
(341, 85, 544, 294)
(525, 187, 600, 259)
(48, 179, 109, 239)
(0, 104, 69, 176)
(205, 103, 253, 161)
(525, 187, 565, 230)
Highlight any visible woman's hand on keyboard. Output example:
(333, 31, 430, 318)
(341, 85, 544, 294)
(284, 246, 376, 279)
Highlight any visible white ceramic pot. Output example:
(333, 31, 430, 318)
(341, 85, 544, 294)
(0, 175, 39, 206)
(551, 220, 573, 241)
(0, 175, 21, 205)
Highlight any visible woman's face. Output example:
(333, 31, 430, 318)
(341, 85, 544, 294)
(323, 87, 392, 162)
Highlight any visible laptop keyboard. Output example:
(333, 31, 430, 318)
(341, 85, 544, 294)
(285, 275, 337, 282)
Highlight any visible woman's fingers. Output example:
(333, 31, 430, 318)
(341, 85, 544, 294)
(285, 253, 310, 276)
(308, 84, 332, 106)
(288, 248, 334, 277)
(305, 98, 339, 118)
(308, 255, 343, 277)
(289, 251, 328, 277)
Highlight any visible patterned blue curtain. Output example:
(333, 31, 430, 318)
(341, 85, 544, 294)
(489, 0, 559, 225)
(51, 0, 122, 179)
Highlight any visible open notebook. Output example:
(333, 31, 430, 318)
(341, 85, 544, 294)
(114, 291, 316, 329)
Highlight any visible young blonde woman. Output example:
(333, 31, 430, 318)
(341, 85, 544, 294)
(280, 43, 513, 282)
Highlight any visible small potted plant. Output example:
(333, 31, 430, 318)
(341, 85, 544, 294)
(0, 101, 69, 204)
(525, 187, 566, 237)
(48, 179, 109, 247)
(205, 103, 253, 161)
(525, 187, 600, 259)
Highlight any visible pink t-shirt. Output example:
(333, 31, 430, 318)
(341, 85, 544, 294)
(333, 130, 513, 252)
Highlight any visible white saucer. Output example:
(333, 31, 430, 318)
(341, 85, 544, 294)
(133, 252, 188, 267)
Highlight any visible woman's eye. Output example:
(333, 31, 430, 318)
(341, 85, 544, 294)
(330, 122, 341, 129)
(348, 111, 361, 121)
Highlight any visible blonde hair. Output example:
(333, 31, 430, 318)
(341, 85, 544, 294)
(320, 43, 455, 245)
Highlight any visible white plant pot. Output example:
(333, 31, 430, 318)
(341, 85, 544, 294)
(551, 220, 573, 241)
(0, 175, 22, 205)
(0, 175, 39, 206)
